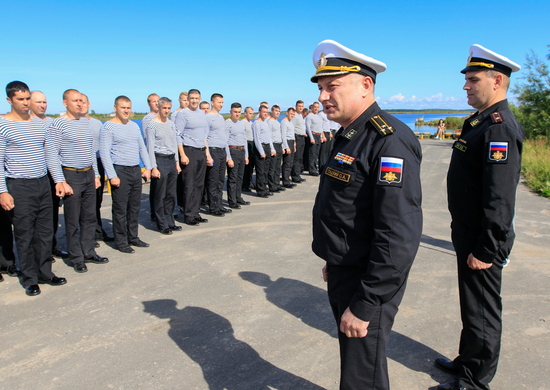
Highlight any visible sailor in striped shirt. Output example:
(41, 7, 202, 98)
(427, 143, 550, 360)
(99, 95, 152, 254)
(225, 102, 250, 209)
(265, 105, 286, 193)
(0, 81, 67, 296)
(49, 89, 108, 273)
(142, 93, 159, 221)
(252, 105, 275, 198)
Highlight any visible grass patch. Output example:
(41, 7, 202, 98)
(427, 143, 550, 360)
(522, 138, 550, 198)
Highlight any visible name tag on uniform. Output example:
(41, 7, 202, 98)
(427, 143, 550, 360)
(325, 167, 351, 182)
(453, 141, 467, 152)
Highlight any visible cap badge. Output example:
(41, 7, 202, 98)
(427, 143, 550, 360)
(318, 53, 328, 68)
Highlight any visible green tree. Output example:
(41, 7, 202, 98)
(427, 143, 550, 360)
(512, 46, 550, 139)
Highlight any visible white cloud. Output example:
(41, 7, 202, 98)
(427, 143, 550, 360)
(389, 93, 406, 102)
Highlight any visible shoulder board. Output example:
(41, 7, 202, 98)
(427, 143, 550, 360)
(369, 115, 395, 137)
(491, 112, 504, 124)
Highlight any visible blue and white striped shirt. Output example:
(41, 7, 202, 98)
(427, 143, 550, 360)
(174, 108, 208, 148)
(291, 114, 306, 136)
(225, 119, 248, 159)
(141, 113, 157, 140)
(0, 116, 62, 193)
(318, 111, 331, 133)
(252, 119, 274, 155)
(281, 118, 295, 142)
(49, 116, 98, 178)
(241, 119, 254, 142)
(145, 119, 178, 168)
(88, 117, 103, 157)
(266, 118, 288, 149)
(305, 113, 323, 138)
(99, 120, 152, 180)
(206, 113, 228, 149)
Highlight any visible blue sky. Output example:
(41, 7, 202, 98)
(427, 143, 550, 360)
(1, 0, 548, 114)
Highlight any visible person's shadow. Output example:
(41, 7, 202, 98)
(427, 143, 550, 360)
(239, 271, 337, 338)
(239, 271, 450, 381)
(142, 300, 325, 390)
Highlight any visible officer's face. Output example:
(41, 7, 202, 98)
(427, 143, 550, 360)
(463, 71, 499, 112)
(287, 110, 295, 120)
(258, 107, 268, 120)
(318, 73, 370, 128)
(188, 93, 201, 110)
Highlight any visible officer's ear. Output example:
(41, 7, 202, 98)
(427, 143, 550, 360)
(360, 76, 374, 97)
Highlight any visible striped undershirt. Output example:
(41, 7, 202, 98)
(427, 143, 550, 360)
(145, 119, 178, 168)
(0, 116, 62, 193)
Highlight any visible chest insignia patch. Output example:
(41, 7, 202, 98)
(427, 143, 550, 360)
(488, 142, 508, 161)
(379, 157, 403, 184)
(343, 129, 357, 140)
(454, 140, 467, 152)
(325, 167, 351, 182)
(470, 119, 480, 127)
(334, 152, 355, 165)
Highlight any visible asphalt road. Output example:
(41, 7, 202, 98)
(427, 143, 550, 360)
(1, 139, 548, 390)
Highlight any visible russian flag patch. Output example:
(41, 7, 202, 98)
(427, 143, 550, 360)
(378, 157, 403, 184)
(488, 142, 508, 162)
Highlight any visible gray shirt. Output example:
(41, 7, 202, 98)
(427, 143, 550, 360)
(174, 108, 208, 148)
(206, 113, 228, 149)
(305, 113, 323, 138)
(241, 119, 254, 142)
(225, 119, 248, 159)
(145, 119, 178, 168)
(318, 111, 331, 133)
(252, 119, 274, 155)
(291, 113, 306, 136)
(281, 118, 295, 143)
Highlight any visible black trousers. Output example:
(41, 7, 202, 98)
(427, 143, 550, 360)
(111, 165, 142, 248)
(181, 146, 206, 221)
(48, 173, 62, 253)
(291, 136, 305, 181)
(327, 264, 406, 390)
(269, 142, 282, 190)
(452, 226, 503, 390)
(308, 133, 321, 174)
(242, 140, 255, 190)
(149, 173, 157, 220)
(94, 157, 109, 239)
(282, 139, 295, 185)
(153, 154, 177, 230)
(0, 208, 15, 271)
(319, 131, 332, 168)
(254, 144, 271, 196)
(7, 176, 55, 287)
(227, 147, 245, 206)
(206, 147, 227, 213)
(63, 168, 97, 265)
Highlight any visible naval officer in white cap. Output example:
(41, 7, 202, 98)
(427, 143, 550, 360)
(310, 39, 423, 390)
(433, 45, 524, 390)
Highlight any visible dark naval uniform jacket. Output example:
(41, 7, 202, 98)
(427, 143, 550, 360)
(447, 99, 524, 264)
(312, 102, 423, 322)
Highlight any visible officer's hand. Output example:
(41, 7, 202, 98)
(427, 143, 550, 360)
(340, 307, 369, 338)
(270, 151, 276, 156)
(206, 156, 214, 166)
(142, 169, 151, 182)
(110, 177, 121, 187)
(227, 159, 234, 168)
(0, 192, 14, 211)
(180, 154, 190, 165)
(60, 181, 72, 196)
(152, 167, 161, 179)
(176, 162, 181, 174)
(322, 265, 328, 282)
(95, 177, 101, 189)
(310, 139, 315, 144)
(260, 154, 266, 159)
(467, 253, 492, 270)
(245, 157, 249, 165)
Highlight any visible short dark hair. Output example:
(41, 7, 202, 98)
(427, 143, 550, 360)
(295, 100, 304, 105)
(63, 89, 79, 101)
(271, 105, 280, 110)
(230, 102, 242, 110)
(200, 101, 210, 107)
(6, 81, 30, 98)
(211, 93, 223, 101)
(287, 107, 296, 113)
(115, 95, 131, 105)
(244, 106, 253, 113)
(188, 89, 201, 96)
(259, 105, 268, 111)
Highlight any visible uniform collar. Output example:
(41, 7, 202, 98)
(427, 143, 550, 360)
(338, 102, 381, 139)
(466, 99, 509, 128)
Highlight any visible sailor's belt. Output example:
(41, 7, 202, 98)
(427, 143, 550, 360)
(312, 132, 322, 135)
(229, 146, 244, 149)
(62, 166, 92, 171)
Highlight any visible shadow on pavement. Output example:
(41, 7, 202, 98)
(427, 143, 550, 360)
(421, 234, 455, 252)
(142, 300, 325, 390)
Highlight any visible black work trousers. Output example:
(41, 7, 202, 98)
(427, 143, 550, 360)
(452, 226, 503, 390)
(63, 168, 97, 265)
(319, 131, 332, 168)
(269, 142, 282, 191)
(94, 157, 108, 239)
(242, 140, 255, 190)
(48, 173, 61, 253)
(282, 139, 295, 185)
(206, 147, 227, 213)
(181, 146, 206, 221)
(111, 165, 142, 249)
(254, 144, 271, 196)
(227, 147, 245, 206)
(327, 264, 406, 390)
(291, 135, 305, 181)
(153, 154, 177, 231)
(0, 208, 15, 270)
(7, 176, 55, 287)
(308, 133, 321, 174)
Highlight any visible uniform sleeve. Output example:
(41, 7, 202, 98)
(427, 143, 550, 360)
(253, 121, 264, 155)
(45, 123, 65, 183)
(305, 115, 313, 138)
(138, 130, 152, 170)
(0, 132, 8, 193)
(146, 122, 157, 169)
(99, 124, 117, 179)
(473, 123, 522, 263)
(349, 136, 423, 322)
(281, 122, 289, 150)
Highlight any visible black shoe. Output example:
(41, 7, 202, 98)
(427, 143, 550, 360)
(434, 357, 460, 375)
(257, 193, 269, 198)
(52, 248, 69, 258)
(84, 255, 109, 264)
(430, 380, 466, 390)
(277, 186, 286, 191)
(0, 273, 3, 282)
(74, 262, 88, 273)
(150, 216, 156, 222)
(196, 216, 208, 223)
(270, 188, 280, 193)
(6, 265, 20, 277)
(228, 204, 241, 209)
(185, 218, 200, 226)
(38, 276, 67, 286)
(309, 172, 319, 176)
(49, 256, 56, 263)
(102, 235, 115, 242)
(283, 183, 296, 188)
(130, 239, 149, 248)
(267, 192, 274, 196)
(94, 241, 100, 248)
(169, 225, 183, 231)
(25, 284, 41, 296)
(210, 210, 225, 217)
(237, 200, 250, 205)
(292, 178, 305, 183)
(119, 246, 135, 253)
(160, 228, 173, 235)
(220, 207, 232, 213)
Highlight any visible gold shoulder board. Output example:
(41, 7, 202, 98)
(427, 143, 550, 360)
(370, 115, 395, 137)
